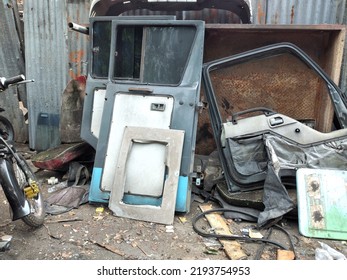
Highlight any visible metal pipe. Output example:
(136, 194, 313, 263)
(68, 22, 89, 35)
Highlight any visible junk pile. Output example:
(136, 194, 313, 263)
(32, 12, 347, 259)
(34, 17, 206, 226)
(189, 42, 347, 258)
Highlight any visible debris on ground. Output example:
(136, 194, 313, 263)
(0, 235, 12, 252)
(315, 242, 347, 260)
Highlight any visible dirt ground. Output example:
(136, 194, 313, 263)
(0, 144, 346, 261)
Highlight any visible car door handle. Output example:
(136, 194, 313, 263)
(269, 116, 284, 126)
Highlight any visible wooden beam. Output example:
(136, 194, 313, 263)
(199, 204, 247, 260)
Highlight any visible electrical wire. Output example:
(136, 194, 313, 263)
(254, 227, 273, 260)
(192, 207, 296, 253)
(273, 224, 297, 259)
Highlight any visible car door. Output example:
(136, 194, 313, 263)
(84, 18, 205, 213)
(202, 43, 347, 193)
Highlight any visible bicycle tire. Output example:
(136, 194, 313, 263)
(13, 154, 45, 227)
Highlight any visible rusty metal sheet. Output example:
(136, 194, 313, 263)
(195, 25, 346, 155)
(209, 54, 322, 126)
(249, 0, 346, 25)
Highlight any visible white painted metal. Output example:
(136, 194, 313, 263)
(91, 89, 106, 138)
(101, 93, 174, 191)
(108, 126, 185, 225)
(124, 142, 166, 197)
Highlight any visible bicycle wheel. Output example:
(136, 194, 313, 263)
(13, 153, 45, 227)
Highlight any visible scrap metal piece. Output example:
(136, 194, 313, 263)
(101, 94, 174, 192)
(202, 42, 347, 193)
(297, 168, 347, 240)
(108, 126, 185, 225)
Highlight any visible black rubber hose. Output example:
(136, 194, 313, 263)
(192, 208, 290, 250)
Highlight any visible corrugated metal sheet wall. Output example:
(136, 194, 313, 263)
(66, 0, 90, 80)
(249, 0, 346, 24)
(23, 0, 90, 151)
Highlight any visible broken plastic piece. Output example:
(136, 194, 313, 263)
(315, 242, 347, 260)
(0, 235, 12, 252)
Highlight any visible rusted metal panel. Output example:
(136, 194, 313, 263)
(0, 0, 28, 143)
(88, 0, 347, 95)
(195, 24, 346, 155)
(20, 0, 346, 154)
(23, 0, 90, 151)
(66, 0, 90, 79)
(249, 0, 346, 24)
